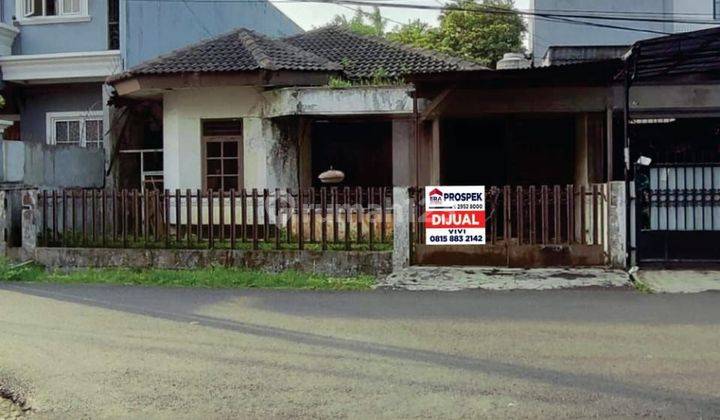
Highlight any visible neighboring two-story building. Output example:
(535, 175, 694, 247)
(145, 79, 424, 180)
(529, 0, 720, 65)
(0, 0, 300, 189)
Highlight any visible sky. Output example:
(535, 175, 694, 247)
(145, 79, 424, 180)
(271, 0, 532, 31)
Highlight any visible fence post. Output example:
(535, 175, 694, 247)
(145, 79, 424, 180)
(608, 181, 627, 268)
(392, 187, 410, 271)
(0, 191, 6, 255)
(21, 190, 39, 259)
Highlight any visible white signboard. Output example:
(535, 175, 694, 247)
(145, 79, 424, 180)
(424, 186, 486, 245)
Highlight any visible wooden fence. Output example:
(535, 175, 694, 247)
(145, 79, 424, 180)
(411, 184, 607, 246)
(38, 187, 393, 251)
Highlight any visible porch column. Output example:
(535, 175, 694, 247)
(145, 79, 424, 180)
(102, 84, 115, 188)
(243, 118, 269, 189)
(430, 119, 441, 185)
(262, 118, 299, 190)
(391, 118, 416, 186)
(392, 186, 411, 270)
(298, 117, 312, 189)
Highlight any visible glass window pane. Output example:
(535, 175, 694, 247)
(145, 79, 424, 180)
(206, 176, 221, 190)
(223, 159, 238, 175)
(224, 176, 238, 190)
(55, 121, 68, 143)
(206, 142, 221, 158)
(61, 0, 79, 14)
(85, 120, 101, 141)
(24, 0, 35, 16)
(68, 121, 81, 143)
(223, 141, 238, 157)
(207, 159, 222, 175)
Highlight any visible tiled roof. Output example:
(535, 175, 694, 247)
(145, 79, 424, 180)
(109, 28, 341, 82)
(283, 26, 485, 78)
(109, 26, 485, 83)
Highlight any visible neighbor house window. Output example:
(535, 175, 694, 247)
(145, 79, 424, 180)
(201, 120, 243, 191)
(46, 111, 104, 148)
(18, 0, 88, 22)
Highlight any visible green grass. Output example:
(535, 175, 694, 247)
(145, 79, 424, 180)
(0, 260, 376, 291)
(631, 278, 654, 294)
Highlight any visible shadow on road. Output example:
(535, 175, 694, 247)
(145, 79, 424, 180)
(2, 283, 719, 416)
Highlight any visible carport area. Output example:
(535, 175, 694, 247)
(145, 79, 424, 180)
(406, 61, 625, 267)
(440, 115, 576, 186)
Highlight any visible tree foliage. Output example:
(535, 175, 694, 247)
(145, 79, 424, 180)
(330, 6, 385, 37)
(432, 0, 526, 67)
(330, 0, 526, 68)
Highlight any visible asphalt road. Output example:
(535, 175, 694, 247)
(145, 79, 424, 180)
(1, 283, 719, 418)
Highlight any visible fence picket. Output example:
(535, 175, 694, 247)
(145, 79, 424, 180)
(196, 189, 203, 243)
(122, 189, 128, 248)
(252, 188, 259, 250)
(33, 187, 395, 252)
(344, 187, 350, 250)
(274, 188, 281, 250)
(297, 189, 303, 250)
(208, 189, 214, 249)
(186, 189, 192, 247)
(321, 187, 327, 251)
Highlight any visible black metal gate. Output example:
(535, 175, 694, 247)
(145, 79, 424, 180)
(635, 163, 720, 265)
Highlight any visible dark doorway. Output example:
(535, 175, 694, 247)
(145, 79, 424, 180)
(311, 120, 392, 188)
(441, 116, 576, 186)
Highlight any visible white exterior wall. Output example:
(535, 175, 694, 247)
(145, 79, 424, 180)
(529, 0, 718, 64)
(162, 86, 265, 191)
(163, 85, 414, 192)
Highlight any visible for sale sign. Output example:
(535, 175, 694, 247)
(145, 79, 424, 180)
(424, 186, 486, 245)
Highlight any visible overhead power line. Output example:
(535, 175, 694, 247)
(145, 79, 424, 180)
(125, 0, 720, 35)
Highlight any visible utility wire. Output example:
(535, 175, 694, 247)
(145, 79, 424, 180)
(127, 0, 720, 25)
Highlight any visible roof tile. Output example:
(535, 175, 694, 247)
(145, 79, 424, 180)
(109, 26, 485, 83)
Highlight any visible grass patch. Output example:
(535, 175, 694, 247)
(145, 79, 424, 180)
(631, 278, 654, 294)
(0, 260, 375, 291)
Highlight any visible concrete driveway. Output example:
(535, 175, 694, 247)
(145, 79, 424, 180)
(1, 283, 719, 418)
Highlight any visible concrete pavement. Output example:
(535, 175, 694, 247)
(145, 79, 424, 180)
(380, 266, 630, 290)
(633, 269, 720, 293)
(1, 283, 719, 418)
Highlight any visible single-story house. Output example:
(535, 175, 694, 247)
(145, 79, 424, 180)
(104, 25, 720, 269)
(106, 26, 483, 193)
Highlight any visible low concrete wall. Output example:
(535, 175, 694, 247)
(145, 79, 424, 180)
(23, 143, 105, 188)
(414, 244, 607, 268)
(33, 247, 392, 277)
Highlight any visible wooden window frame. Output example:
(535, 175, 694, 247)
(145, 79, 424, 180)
(201, 120, 243, 191)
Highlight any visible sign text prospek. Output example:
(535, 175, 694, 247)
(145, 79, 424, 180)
(424, 186, 485, 245)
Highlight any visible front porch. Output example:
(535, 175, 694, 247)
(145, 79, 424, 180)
(403, 62, 626, 268)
